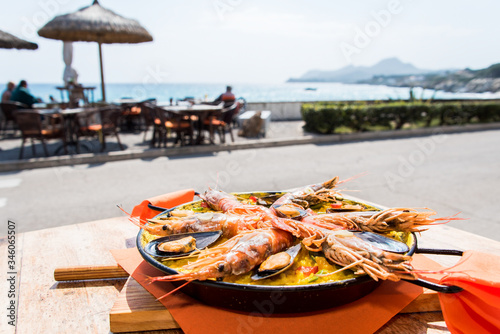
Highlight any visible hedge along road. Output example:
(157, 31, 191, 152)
(1, 129, 499, 241)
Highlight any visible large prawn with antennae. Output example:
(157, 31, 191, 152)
(269, 176, 360, 220)
(149, 228, 293, 282)
(200, 176, 347, 219)
(122, 208, 273, 238)
(270, 218, 416, 281)
(301, 208, 463, 233)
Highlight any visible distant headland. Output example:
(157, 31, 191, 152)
(288, 58, 500, 93)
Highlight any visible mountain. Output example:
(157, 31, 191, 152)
(360, 63, 500, 93)
(288, 58, 430, 83)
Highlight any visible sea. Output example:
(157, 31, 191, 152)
(30, 82, 500, 104)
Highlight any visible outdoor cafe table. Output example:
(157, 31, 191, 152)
(55, 107, 95, 154)
(158, 103, 224, 144)
(4, 213, 500, 334)
(30, 107, 92, 154)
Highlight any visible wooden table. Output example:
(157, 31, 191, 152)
(55, 107, 96, 154)
(3, 216, 500, 334)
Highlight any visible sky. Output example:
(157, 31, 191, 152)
(1, 0, 499, 84)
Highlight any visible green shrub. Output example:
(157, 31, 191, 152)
(302, 100, 500, 134)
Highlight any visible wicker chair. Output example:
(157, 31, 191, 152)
(15, 111, 66, 159)
(153, 106, 194, 147)
(203, 102, 240, 144)
(77, 106, 124, 151)
(1, 101, 29, 137)
(139, 103, 160, 146)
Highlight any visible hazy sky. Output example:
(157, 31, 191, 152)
(1, 0, 499, 84)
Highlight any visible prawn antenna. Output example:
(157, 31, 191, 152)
(156, 281, 191, 301)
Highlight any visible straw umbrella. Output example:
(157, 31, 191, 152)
(0, 30, 38, 50)
(37, 0, 153, 101)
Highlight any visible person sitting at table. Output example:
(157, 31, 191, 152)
(10, 80, 41, 108)
(213, 85, 236, 108)
(1, 81, 15, 102)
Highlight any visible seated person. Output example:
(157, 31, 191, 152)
(213, 85, 236, 108)
(1, 81, 15, 102)
(10, 80, 41, 108)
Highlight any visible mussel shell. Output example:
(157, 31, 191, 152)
(352, 231, 409, 254)
(251, 243, 302, 280)
(144, 231, 222, 259)
(272, 204, 309, 220)
(256, 194, 284, 206)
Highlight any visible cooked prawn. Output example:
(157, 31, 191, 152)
(302, 208, 462, 233)
(271, 177, 348, 219)
(149, 228, 294, 282)
(270, 218, 416, 281)
(200, 188, 276, 217)
(125, 209, 271, 238)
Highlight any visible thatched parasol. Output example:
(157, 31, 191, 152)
(37, 0, 153, 101)
(0, 29, 38, 50)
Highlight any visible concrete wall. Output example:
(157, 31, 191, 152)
(246, 102, 303, 120)
(246, 98, 500, 121)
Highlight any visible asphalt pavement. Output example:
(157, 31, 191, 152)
(1, 125, 499, 242)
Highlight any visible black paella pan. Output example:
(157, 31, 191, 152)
(136, 192, 462, 314)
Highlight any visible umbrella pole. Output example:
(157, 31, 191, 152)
(98, 42, 106, 101)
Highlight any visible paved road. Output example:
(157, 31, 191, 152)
(1, 129, 499, 242)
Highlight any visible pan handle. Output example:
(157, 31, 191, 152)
(147, 192, 201, 213)
(403, 278, 463, 293)
(415, 248, 463, 256)
(403, 247, 464, 293)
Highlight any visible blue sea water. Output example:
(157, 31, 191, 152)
(29, 82, 500, 104)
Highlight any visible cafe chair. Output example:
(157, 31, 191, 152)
(120, 98, 157, 133)
(138, 102, 158, 144)
(77, 106, 124, 152)
(153, 106, 194, 147)
(203, 102, 240, 144)
(0, 101, 29, 137)
(15, 110, 67, 159)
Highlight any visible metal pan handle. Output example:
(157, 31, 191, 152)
(147, 191, 200, 213)
(403, 247, 464, 293)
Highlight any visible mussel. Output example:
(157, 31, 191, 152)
(157, 236, 196, 253)
(352, 231, 409, 254)
(144, 231, 222, 259)
(251, 243, 302, 280)
(255, 193, 284, 206)
(273, 203, 309, 220)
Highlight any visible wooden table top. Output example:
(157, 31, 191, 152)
(160, 104, 223, 113)
(3, 214, 500, 334)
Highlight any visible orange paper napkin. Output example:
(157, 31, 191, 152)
(131, 189, 195, 221)
(112, 248, 428, 334)
(436, 250, 500, 334)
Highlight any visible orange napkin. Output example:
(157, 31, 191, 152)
(112, 248, 428, 334)
(436, 251, 500, 334)
(131, 189, 195, 221)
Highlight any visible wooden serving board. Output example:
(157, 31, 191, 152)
(109, 278, 441, 333)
